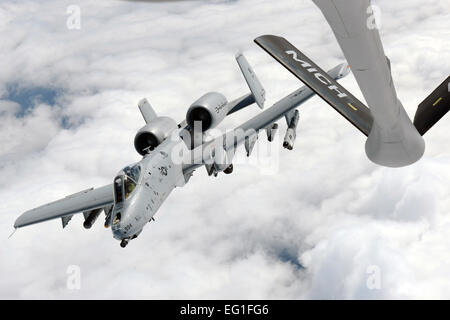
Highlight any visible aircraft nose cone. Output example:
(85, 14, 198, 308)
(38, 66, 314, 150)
(112, 226, 127, 240)
(112, 218, 134, 240)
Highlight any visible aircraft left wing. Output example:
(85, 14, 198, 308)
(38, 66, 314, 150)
(14, 184, 114, 228)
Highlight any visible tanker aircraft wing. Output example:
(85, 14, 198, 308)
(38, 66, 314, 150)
(254, 34, 373, 136)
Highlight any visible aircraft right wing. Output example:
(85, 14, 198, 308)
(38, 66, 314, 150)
(254, 35, 374, 136)
(14, 184, 114, 229)
(182, 58, 351, 175)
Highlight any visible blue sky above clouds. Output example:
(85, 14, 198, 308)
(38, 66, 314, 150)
(0, 0, 449, 299)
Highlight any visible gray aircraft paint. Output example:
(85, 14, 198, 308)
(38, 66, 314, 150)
(313, 0, 425, 167)
(254, 35, 373, 136)
(183, 63, 349, 173)
(111, 137, 186, 241)
(14, 53, 349, 247)
(14, 185, 114, 228)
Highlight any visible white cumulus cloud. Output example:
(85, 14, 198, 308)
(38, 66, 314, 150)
(0, 0, 449, 299)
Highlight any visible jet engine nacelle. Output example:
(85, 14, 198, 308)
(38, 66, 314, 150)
(186, 92, 229, 132)
(134, 116, 178, 155)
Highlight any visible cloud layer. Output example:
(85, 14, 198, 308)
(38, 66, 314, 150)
(0, 0, 449, 299)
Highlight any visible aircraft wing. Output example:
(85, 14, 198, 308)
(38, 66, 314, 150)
(254, 35, 373, 136)
(229, 60, 349, 141)
(183, 55, 351, 174)
(413, 76, 450, 135)
(14, 184, 114, 228)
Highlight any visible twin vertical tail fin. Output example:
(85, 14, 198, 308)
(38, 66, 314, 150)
(413, 76, 450, 135)
(226, 53, 266, 115)
(235, 52, 265, 109)
(138, 98, 158, 124)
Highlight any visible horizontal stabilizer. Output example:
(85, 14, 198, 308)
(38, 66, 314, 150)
(413, 76, 450, 135)
(254, 35, 373, 136)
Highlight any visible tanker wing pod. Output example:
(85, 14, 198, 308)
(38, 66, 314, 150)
(255, 35, 373, 136)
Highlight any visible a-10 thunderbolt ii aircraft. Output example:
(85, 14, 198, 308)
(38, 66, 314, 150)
(13, 48, 352, 247)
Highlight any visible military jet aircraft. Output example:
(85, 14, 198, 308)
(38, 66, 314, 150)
(14, 0, 449, 247)
(13, 49, 351, 247)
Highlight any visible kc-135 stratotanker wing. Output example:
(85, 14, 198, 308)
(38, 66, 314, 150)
(14, 46, 351, 247)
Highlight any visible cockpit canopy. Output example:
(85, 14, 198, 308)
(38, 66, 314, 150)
(123, 164, 141, 183)
(113, 163, 141, 205)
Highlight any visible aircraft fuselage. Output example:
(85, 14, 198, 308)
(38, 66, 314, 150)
(110, 136, 186, 246)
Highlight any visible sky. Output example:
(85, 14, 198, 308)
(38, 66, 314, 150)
(0, 0, 449, 299)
